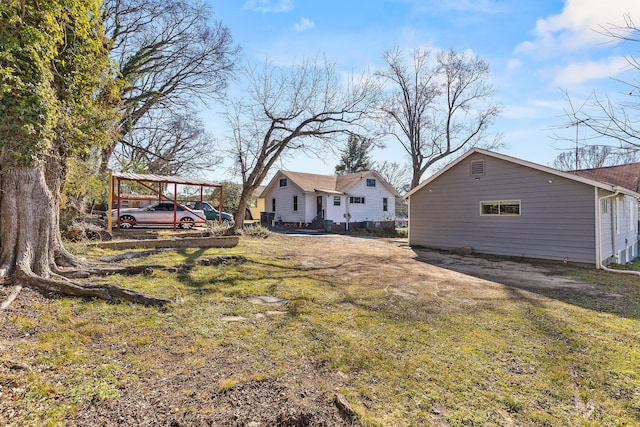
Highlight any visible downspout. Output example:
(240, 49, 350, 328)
(596, 188, 640, 276)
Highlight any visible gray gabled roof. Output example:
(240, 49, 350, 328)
(404, 148, 640, 199)
(261, 170, 401, 198)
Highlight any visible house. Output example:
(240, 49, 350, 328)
(248, 185, 266, 221)
(260, 170, 399, 230)
(571, 162, 640, 193)
(405, 148, 640, 266)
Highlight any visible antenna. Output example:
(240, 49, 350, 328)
(566, 118, 589, 171)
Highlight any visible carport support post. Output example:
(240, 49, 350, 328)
(218, 185, 223, 225)
(107, 170, 113, 230)
(116, 177, 122, 229)
(173, 182, 178, 230)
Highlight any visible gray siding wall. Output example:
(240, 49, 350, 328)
(409, 154, 597, 264)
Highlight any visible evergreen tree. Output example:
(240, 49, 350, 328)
(335, 135, 373, 175)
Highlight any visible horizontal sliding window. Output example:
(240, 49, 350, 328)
(480, 200, 520, 216)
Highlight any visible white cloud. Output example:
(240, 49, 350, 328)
(294, 17, 315, 32)
(506, 58, 521, 72)
(554, 56, 630, 86)
(243, 0, 294, 13)
(518, 0, 640, 54)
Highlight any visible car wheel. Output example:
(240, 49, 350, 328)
(120, 215, 136, 229)
(179, 217, 195, 229)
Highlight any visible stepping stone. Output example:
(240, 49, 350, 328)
(248, 296, 288, 306)
(221, 316, 248, 322)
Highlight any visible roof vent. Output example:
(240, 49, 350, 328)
(471, 159, 485, 175)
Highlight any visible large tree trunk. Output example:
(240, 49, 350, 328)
(233, 186, 252, 230)
(44, 154, 84, 268)
(0, 166, 56, 277)
(0, 165, 170, 306)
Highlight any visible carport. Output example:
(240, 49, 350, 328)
(107, 171, 224, 230)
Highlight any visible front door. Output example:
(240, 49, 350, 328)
(316, 196, 323, 218)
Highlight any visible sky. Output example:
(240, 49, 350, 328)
(202, 0, 640, 183)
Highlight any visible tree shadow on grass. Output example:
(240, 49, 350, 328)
(411, 248, 640, 319)
(173, 254, 348, 297)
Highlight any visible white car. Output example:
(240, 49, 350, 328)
(112, 201, 205, 229)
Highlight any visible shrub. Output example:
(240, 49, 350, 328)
(240, 224, 271, 238)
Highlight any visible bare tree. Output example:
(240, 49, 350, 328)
(559, 16, 640, 151)
(552, 145, 638, 171)
(376, 47, 502, 189)
(114, 109, 222, 176)
(99, 0, 239, 173)
(226, 57, 379, 228)
(373, 160, 411, 194)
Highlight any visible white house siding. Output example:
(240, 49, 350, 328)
(599, 195, 614, 261)
(325, 195, 347, 224)
(346, 178, 396, 222)
(304, 194, 318, 222)
(409, 154, 597, 264)
(265, 178, 306, 223)
(598, 190, 639, 264)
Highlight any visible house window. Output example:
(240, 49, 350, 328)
(471, 159, 485, 175)
(366, 178, 376, 187)
(272, 198, 276, 212)
(349, 196, 365, 204)
(601, 199, 608, 214)
(333, 196, 341, 206)
(293, 195, 298, 211)
(383, 198, 388, 212)
(279, 178, 287, 187)
(480, 200, 520, 216)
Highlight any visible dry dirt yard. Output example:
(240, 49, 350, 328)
(1, 232, 636, 426)
(286, 233, 605, 301)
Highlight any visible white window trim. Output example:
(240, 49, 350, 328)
(479, 200, 521, 216)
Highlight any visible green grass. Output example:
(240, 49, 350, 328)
(2, 236, 640, 426)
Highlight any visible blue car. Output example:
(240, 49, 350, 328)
(187, 202, 235, 225)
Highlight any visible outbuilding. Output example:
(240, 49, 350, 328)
(405, 149, 640, 266)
